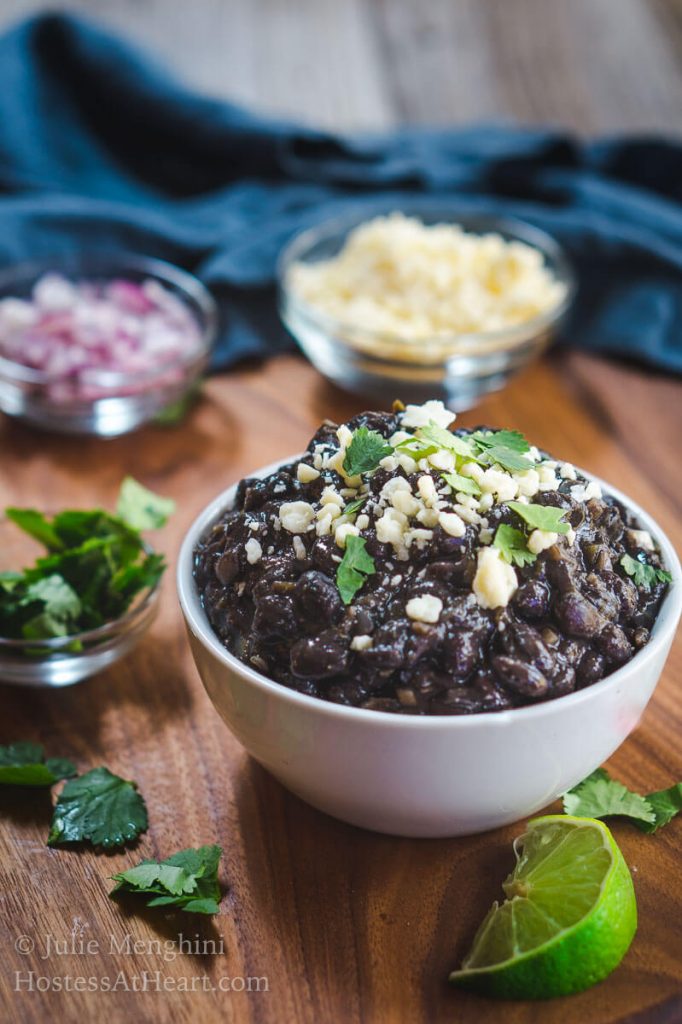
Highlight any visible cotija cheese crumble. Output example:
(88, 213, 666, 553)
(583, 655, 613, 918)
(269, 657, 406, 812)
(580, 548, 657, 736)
(288, 213, 567, 340)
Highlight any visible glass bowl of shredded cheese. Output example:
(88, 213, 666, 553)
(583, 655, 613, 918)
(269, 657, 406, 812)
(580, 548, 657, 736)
(279, 207, 575, 409)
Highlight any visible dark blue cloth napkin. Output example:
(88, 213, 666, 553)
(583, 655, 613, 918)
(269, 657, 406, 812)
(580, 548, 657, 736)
(0, 13, 681, 372)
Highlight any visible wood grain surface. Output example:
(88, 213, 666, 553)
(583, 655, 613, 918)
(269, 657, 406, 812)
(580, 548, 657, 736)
(0, 350, 681, 1024)
(0, 0, 681, 1022)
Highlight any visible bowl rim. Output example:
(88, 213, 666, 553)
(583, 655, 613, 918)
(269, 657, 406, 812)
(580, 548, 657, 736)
(178, 454, 682, 729)
(277, 206, 576, 352)
(0, 251, 218, 387)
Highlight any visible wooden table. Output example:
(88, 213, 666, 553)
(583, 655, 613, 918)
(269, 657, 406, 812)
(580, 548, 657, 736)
(0, 351, 681, 1024)
(1, 1, 682, 1022)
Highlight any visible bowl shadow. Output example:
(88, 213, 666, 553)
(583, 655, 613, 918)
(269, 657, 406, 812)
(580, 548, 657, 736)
(230, 756, 513, 1020)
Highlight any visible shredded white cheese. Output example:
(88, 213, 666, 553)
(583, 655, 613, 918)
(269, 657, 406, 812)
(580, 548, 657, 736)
(297, 462, 320, 483)
(406, 594, 443, 623)
(350, 634, 373, 652)
(245, 538, 262, 565)
(278, 501, 315, 534)
(472, 547, 518, 609)
(289, 213, 566, 341)
(527, 529, 558, 555)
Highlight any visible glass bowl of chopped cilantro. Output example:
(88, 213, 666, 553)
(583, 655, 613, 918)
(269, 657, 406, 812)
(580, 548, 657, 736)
(0, 478, 174, 686)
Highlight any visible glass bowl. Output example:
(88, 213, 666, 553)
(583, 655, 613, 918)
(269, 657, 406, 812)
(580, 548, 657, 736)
(0, 253, 218, 437)
(278, 205, 575, 410)
(0, 516, 160, 687)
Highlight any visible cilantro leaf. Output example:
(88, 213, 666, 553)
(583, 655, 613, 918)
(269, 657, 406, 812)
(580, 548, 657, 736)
(507, 501, 570, 535)
(4, 508, 64, 550)
(392, 437, 440, 459)
(21, 575, 82, 639)
(111, 845, 222, 915)
(48, 767, 148, 849)
(336, 535, 375, 605)
(479, 446, 534, 472)
(637, 784, 682, 833)
(417, 422, 477, 460)
(342, 428, 393, 477)
(116, 477, 175, 531)
(441, 471, 481, 497)
(110, 552, 167, 602)
(562, 768, 655, 826)
(0, 572, 82, 640)
(471, 429, 533, 472)
(620, 554, 672, 590)
(343, 497, 367, 517)
(493, 525, 536, 568)
(0, 742, 76, 787)
(472, 429, 530, 454)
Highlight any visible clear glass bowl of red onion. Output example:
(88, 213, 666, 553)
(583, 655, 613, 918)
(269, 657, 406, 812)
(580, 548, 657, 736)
(0, 254, 218, 436)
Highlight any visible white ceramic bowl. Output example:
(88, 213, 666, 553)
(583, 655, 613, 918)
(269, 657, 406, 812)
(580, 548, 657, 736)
(177, 458, 681, 838)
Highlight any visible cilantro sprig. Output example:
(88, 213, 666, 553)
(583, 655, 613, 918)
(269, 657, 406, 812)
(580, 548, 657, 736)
(563, 768, 682, 833)
(620, 554, 672, 590)
(493, 525, 536, 568)
(116, 477, 176, 531)
(111, 845, 223, 915)
(48, 767, 149, 849)
(343, 496, 367, 517)
(343, 428, 393, 477)
(1, 478, 173, 641)
(0, 741, 76, 787)
(507, 501, 570, 535)
(441, 471, 481, 497)
(336, 535, 375, 605)
(471, 429, 534, 472)
(416, 423, 477, 460)
(398, 421, 534, 476)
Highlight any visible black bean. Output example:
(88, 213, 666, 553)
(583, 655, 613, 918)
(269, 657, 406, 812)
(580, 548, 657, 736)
(362, 697, 402, 712)
(404, 624, 444, 666)
(577, 650, 605, 686)
(503, 623, 556, 677)
(214, 549, 240, 585)
(554, 592, 603, 638)
(472, 673, 516, 710)
(346, 410, 399, 437)
(514, 579, 550, 619)
(438, 689, 485, 714)
(584, 574, 620, 621)
(492, 656, 549, 699)
(597, 504, 624, 543)
(349, 606, 374, 635)
(598, 623, 633, 665)
(602, 571, 639, 621)
(361, 620, 410, 670)
(551, 666, 577, 696)
(292, 570, 343, 629)
(252, 593, 298, 639)
(545, 558, 578, 594)
(290, 630, 349, 679)
(631, 626, 650, 649)
(442, 630, 481, 678)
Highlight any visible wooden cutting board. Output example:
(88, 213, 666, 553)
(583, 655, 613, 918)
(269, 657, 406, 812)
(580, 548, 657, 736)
(1, 350, 680, 1024)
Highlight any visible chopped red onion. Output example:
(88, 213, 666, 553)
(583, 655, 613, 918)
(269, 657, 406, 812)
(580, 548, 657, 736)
(0, 273, 204, 403)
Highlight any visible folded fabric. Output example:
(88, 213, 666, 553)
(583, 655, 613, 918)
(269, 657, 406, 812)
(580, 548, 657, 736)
(0, 13, 680, 372)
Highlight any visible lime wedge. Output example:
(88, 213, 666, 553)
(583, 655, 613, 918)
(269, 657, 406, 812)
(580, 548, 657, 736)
(450, 815, 637, 999)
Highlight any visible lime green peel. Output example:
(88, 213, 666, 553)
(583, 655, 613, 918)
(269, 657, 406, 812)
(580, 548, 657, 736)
(449, 815, 637, 1000)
